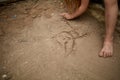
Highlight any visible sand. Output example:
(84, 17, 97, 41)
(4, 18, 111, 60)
(0, 0, 120, 80)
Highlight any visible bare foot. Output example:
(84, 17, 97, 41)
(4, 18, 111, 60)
(99, 42, 113, 58)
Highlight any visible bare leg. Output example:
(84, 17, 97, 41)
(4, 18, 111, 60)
(99, 0, 118, 57)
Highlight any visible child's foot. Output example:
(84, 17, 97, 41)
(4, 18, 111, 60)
(99, 41, 113, 58)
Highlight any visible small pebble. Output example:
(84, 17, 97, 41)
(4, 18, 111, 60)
(32, 15, 37, 18)
(24, 12, 28, 14)
(51, 13, 54, 16)
(54, 0, 57, 3)
(60, 2, 63, 6)
(38, 15, 41, 17)
(12, 15, 17, 19)
(2, 66, 6, 69)
(2, 74, 7, 78)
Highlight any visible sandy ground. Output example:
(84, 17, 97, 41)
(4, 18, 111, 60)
(0, 0, 120, 80)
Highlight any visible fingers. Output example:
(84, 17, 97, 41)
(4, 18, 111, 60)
(60, 13, 74, 20)
(60, 13, 66, 16)
(60, 13, 68, 19)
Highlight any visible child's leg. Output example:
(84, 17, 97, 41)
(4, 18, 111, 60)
(99, 0, 118, 57)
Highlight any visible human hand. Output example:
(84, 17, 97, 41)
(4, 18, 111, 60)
(60, 13, 74, 20)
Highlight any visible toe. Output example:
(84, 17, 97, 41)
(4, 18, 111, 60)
(107, 52, 110, 57)
(107, 53, 111, 57)
(99, 51, 104, 57)
(106, 52, 110, 57)
(109, 52, 113, 57)
(103, 52, 107, 58)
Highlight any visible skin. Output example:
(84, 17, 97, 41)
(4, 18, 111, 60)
(61, 0, 118, 58)
(61, 0, 89, 19)
(99, 0, 118, 57)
